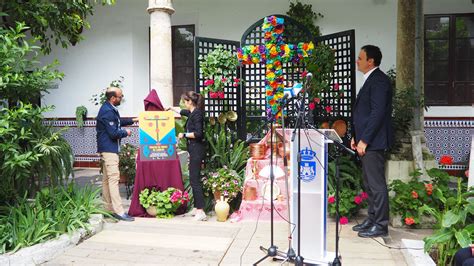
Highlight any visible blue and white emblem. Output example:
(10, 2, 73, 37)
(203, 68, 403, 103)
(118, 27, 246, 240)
(300, 147, 317, 182)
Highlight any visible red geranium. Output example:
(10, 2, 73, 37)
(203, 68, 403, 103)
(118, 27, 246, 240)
(405, 217, 415, 225)
(339, 216, 348, 225)
(328, 196, 335, 204)
(309, 102, 315, 110)
(411, 191, 418, 199)
(354, 195, 362, 205)
(439, 155, 453, 165)
(204, 79, 214, 86)
(360, 191, 368, 200)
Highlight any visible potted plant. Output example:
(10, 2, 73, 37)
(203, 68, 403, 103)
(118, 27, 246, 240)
(118, 143, 137, 184)
(138, 188, 160, 216)
(199, 46, 241, 99)
(75, 105, 88, 128)
(202, 166, 243, 202)
(140, 187, 189, 218)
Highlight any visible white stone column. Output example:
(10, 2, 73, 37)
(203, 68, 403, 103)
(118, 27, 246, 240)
(148, 0, 175, 108)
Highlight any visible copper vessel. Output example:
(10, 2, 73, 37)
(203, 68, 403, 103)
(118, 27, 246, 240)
(331, 119, 347, 137)
(250, 143, 266, 160)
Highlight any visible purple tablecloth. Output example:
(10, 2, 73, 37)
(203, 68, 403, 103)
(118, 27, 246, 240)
(128, 152, 184, 217)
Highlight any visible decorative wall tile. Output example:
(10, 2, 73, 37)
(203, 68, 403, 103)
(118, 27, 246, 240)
(47, 119, 139, 163)
(424, 118, 472, 169)
(48, 118, 472, 171)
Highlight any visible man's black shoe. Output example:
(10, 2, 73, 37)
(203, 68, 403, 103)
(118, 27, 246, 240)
(358, 225, 388, 238)
(352, 219, 373, 232)
(113, 213, 135, 222)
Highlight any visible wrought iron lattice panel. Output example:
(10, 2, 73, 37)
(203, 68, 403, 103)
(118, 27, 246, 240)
(313, 30, 356, 142)
(314, 30, 356, 122)
(240, 14, 313, 139)
(194, 37, 241, 121)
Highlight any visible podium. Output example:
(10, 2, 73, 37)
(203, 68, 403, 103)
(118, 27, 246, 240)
(290, 128, 336, 264)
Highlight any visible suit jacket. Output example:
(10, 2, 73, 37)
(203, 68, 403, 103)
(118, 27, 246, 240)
(180, 109, 205, 158)
(352, 68, 394, 151)
(96, 102, 134, 153)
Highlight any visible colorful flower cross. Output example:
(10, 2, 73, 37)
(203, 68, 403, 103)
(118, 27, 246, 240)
(237, 16, 314, 119)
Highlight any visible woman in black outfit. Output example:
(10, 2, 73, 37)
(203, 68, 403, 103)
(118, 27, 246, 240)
(168, 91, 207, 221)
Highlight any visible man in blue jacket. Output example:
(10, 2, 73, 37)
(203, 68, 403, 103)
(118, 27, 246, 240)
(351, 45, 393, 238)
(96, 87, 137, 222)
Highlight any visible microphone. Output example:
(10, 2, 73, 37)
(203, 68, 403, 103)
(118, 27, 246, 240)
(282, 82, 303, 100)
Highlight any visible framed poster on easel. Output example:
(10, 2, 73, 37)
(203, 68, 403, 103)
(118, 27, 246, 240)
(139, 111, 177, 161)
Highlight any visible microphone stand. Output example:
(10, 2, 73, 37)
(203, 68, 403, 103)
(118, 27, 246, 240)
(290, 81, 308, 266)
(253, 118, 278, 265)
(305, 124, 355, 266)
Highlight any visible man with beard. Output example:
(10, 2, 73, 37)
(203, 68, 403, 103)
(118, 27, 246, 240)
(96, 87, 137, 221)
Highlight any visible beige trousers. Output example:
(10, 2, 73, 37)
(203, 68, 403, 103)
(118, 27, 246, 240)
(101, 152, 124, 215)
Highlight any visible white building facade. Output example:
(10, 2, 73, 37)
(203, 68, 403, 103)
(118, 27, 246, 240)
(41, 0, 473, 168)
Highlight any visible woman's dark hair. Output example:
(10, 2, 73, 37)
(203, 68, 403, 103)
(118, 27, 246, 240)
(181, 91, 204, 110)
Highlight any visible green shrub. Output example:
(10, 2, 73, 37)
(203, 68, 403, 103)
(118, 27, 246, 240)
(0, 103, 73, 204)
(0, 183, 107, 254)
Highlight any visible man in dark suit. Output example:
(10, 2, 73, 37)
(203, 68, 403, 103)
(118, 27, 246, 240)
(351, 45, 393, 238)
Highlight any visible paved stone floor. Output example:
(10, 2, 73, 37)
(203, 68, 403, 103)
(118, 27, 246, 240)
(44, 168, 432, 265)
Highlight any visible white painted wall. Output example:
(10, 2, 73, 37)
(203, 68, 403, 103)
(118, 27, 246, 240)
(41, 0, 473, 118)
(42, 1, 149, 118)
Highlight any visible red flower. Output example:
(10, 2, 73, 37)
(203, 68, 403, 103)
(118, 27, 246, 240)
(439, 155, 453, 165)
(425, 184, 433, 195)
(354, 195, 362, 205)
(339, 216, 348, 225)
(301, 70, 308, 78)
(209, 92, 217, 99)
(405, 217, 415, 225)
(313, 98, 321, 104)
(204, 79, 214, 86)
(309, 102, 315, 110)
(221, 77, 227, 82)
(360, 191, 368, 200)
(328, 196, 335, 204)
(411, 191, 418, 199)
(217, 91, 225, 99)
(233, 78, 240, 83)
(333, 83, 340, 91)
(325, 106, 332, 113)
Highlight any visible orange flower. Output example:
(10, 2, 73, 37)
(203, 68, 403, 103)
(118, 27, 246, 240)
(411, 191, 418, 199)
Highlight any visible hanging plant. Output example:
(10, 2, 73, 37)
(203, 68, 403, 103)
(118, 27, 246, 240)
(75, 105, 88, 128)
(303, 43, 344, 115)
(286, 0, 324, 38)
(199, 46, 241, 99)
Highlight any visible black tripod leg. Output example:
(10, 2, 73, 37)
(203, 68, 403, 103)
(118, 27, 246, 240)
(253, 254, 270, 266)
